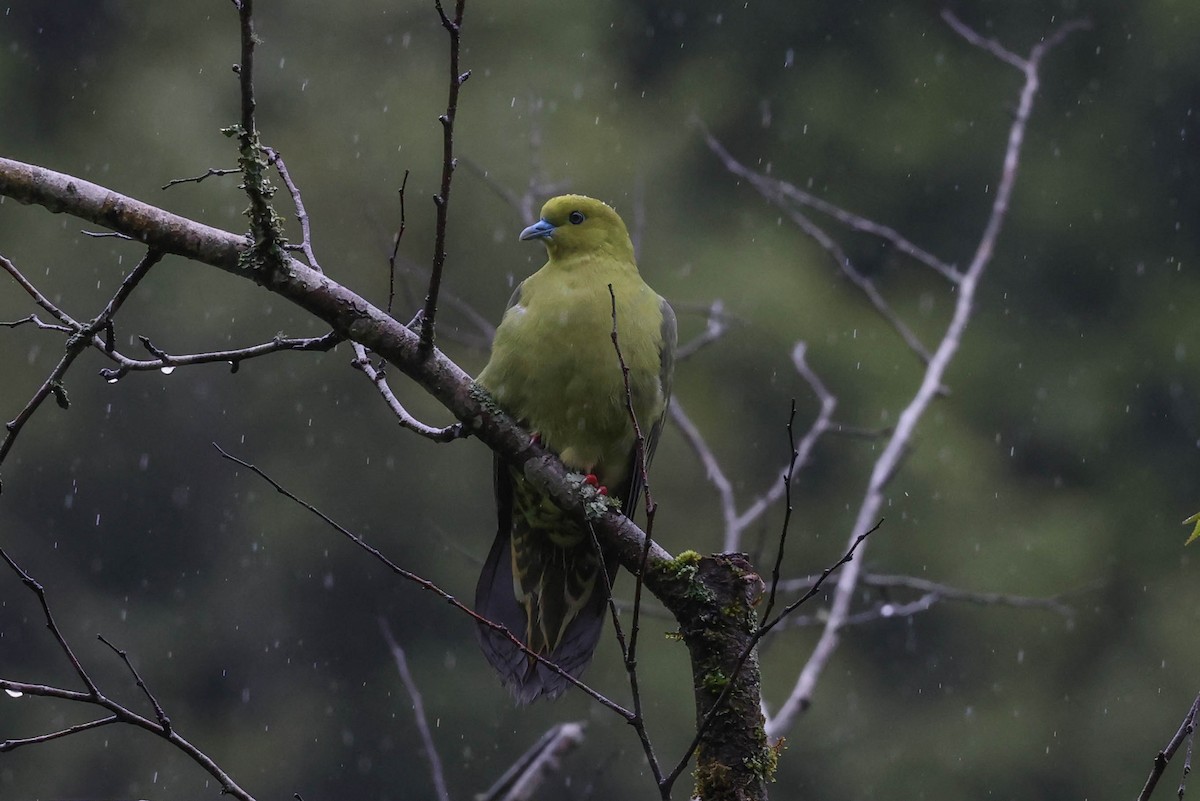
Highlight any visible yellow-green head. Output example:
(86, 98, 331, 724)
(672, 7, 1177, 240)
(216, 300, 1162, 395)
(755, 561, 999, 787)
(518, 194, 635, 263)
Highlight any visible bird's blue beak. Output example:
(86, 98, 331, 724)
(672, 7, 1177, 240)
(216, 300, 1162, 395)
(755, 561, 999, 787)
(519, 218, 556, 241)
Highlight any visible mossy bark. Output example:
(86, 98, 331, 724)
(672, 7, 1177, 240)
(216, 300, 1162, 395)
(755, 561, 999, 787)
(650, 553, 774, 801)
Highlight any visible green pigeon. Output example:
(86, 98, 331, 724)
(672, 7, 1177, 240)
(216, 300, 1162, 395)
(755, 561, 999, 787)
(474, 194, 676, 702)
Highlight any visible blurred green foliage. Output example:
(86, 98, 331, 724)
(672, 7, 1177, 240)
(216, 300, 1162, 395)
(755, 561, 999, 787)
(1, 1, 1198, 799)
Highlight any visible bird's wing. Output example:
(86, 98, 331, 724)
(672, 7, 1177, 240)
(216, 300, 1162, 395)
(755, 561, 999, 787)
(618, 296, 677, 519)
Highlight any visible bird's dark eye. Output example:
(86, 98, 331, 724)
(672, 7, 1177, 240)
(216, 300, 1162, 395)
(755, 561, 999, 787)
(568, 211, 586, 225)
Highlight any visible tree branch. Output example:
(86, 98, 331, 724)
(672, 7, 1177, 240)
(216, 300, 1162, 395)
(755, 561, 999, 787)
(0, 548, 257, 800)
(763, 15, 1088, 740)
(420, 0, 470, 357)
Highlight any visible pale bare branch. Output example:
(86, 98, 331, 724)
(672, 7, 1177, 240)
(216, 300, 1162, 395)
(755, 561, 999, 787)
(764, 15, 1088, 740)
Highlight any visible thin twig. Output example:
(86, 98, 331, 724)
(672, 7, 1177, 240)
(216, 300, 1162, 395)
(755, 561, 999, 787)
(388, 170, 410, 316)
(265, 147, 321, 273)
(1137, 693, 1200, 801)
(764, 15, 1089, 741)
(97, 634, 172, 736)
(81, 230, 134, 240)
(0, 548, 257, 799)
(0, 549, 100, 696)
(379, 619, 450, 801)
(770, 571, 1075, 621)
(606, 284, 665, 790)
(349, 343, 463, 441)
(99, 332, 343, 382)
(0, 249, 163, 468)
(760, 399, 798, 624)
(585, 524, 664, 793)
(1, 314, 72, 333)
(212, 443, 633, 719)
(161, 167, 239, 190)
(419, 0, 470, 357)
(1, 716, 120, 751)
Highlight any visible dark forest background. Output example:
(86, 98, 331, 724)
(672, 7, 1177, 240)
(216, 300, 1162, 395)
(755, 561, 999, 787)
(1, 1, 1197, 799)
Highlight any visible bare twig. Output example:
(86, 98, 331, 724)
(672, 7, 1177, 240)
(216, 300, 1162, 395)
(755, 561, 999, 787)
(0, 548, 257, 800)
(379, 619, 450, 801)
(1, 314, 72, 333)
(395, 252, 496, 346)
(1144, 694, 1199, 801)
(605, 284, 665, 791)
(764, 16, 1089, 740)
(161, 167, 239, 190)
(349, 343, 463, 441)
(760, 399, 798, 624)
(388, 170, 410, 316)
(770, 571, 1074, 624)
(81, 230, 134, 240)
(265, 147, 321, 273)
(212, 443, 633, 719)
(1137, 693, 1200, 801)
(97, 634, 172, 736)
(98, 331, 343, 382)
(419, 0, 470, 357)
(585, 524, 664, 794)
(0, 249, 163, 468)
(1, 715, 120, 751)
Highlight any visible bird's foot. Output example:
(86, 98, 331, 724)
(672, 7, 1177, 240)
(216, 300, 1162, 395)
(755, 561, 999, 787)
(583, 473, 609, 496)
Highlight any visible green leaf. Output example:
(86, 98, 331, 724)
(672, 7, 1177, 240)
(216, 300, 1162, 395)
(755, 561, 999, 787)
(1185, 513, 1200, 545)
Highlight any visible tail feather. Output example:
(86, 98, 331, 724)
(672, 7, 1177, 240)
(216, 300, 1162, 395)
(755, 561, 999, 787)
(474, 458, 617, 703)
(474, 523, 615, 703)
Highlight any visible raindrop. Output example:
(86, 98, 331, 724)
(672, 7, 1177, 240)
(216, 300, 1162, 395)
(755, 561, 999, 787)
(106, 376, 120, 384)
(5, 689, 22, 698)
(160, 365, 176, 375)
